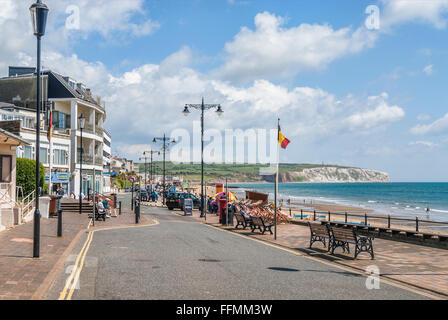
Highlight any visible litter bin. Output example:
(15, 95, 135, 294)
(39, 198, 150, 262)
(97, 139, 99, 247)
(220, 207, 234, 226)
(49, 195, 59, 217)
(111, 193, 117, 208)
(218, 199, 227, 222)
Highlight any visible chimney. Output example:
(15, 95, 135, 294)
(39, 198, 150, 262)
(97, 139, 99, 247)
(86, 89, 92, 99)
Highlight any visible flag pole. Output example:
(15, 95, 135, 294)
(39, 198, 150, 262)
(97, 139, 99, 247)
(275, 118, 280, 240)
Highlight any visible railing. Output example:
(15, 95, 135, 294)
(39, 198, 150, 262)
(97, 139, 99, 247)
(20, 190, 36, 223)
(286, 207, 448, 234)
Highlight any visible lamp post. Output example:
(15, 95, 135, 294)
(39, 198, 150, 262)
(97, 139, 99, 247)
(153, 135, 176, 206)
(30, 0, 49, 259)
(183, 97, 223, 218)
(78, 114, 86, 215)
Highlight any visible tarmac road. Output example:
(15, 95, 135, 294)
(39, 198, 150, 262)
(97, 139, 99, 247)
(47, 194, 431, 300)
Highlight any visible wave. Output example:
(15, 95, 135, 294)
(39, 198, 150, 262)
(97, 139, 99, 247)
(431, 209, 448, 213)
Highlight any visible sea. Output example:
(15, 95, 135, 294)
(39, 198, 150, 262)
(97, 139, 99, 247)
(230, 182, 448, 227)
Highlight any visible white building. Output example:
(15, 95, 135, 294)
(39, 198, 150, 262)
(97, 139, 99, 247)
(0, 67, 109, 197)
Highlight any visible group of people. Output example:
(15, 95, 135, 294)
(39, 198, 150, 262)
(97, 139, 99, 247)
(94, 196, 114, 219)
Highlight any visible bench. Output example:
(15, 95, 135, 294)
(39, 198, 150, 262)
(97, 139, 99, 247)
(250, 216, 273, 235)
(308, 222, 332, 251)
(329, 226, 375, 260)
(235, 213, 252, 230)
(88, 204, 107, 221)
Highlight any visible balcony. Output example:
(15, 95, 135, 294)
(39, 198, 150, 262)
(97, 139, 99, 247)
(77, 153, 103, 166)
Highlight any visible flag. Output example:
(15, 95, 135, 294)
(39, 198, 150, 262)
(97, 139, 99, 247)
(278, 125, 290, 149)
(47, 110, 53, 142)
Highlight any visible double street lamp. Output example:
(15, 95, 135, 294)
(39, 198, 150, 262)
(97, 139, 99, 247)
(140, 150, 159, 187)
(30, 0, 49, 258)
(153, 135, 176, 205)
(78, 114, 86, 215)
(183, 98, 223, 218)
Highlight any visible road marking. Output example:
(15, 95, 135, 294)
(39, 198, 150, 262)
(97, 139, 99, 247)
(58, 231, 94, 300)
(66, 230, 95, 300)
(202, 223, 444, 300)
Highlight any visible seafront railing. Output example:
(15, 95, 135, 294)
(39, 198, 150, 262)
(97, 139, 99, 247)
(284, 207, 448, 234)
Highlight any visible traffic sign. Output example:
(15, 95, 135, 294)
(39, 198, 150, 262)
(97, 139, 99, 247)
(129, 176, 137, 184)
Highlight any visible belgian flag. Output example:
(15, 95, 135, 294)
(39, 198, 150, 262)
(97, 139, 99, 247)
(47, 110, 53, 142)
(278, 124, 290, 149)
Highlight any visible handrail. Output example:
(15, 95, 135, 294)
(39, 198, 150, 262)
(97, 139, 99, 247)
(286, 206, 448, 233)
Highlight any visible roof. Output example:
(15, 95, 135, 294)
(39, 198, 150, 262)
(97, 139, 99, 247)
(0, 128, 30, 146)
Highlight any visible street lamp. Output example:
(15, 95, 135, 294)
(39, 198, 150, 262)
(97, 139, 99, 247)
(153, 135, 176, 205)
(183, 97, 223, 218)
(30, 0, 49, 259)
(78, 114, 85, 215)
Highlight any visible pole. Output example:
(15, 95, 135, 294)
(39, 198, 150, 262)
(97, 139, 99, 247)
(204, 181, 207, 221)
(49, 139, 53, 195)
(33, 35, 42, 258)
(200, 98, 205, 218)
(274, 118, 280, 240)
(131, 182, 134, 210)
(92, 149, 95, 227)
(163, 134, 166, 206)
(225, 178, 228, 226)
(79, 127, 83, 215)
(57, 209, 62, 237)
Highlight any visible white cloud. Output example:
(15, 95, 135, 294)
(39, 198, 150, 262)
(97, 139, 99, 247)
(381, 0, 448, 29)
(409, 141, 439, 148)
(216, 12, 378, 82)
(423, 64, 434, 75)
(411, 112, 448, 135)
(417, 113, 431, 121)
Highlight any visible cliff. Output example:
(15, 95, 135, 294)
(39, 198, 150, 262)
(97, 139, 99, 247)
(264, 167, 390, 183)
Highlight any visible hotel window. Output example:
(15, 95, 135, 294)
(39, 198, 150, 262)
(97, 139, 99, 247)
(53, 149, 67, 166)
(0, 155, 12, 183)
(52, 112, 71, 130)
(39, 148, 48, 164)
(23, 146, 33, 160)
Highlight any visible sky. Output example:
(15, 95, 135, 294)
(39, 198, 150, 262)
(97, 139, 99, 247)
(1, 0, 448, 182)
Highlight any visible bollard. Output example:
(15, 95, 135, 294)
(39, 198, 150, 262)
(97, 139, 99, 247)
(388, 215, 391, 229)
(119, 201, 122, 215)
(57, 210, 63, 237)
(328, 211, 331, 222)
(416, 217, 419, 232)
(135, 203, 140, 224)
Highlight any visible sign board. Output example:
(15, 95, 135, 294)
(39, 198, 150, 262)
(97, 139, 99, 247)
(184, 199, 193, 216)
(129, 176, 137, 184)
(45, 172, 71, 184)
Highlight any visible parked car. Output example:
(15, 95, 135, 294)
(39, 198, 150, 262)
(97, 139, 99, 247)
(166, 193, 201, 211)
(140, 189, 148, 201)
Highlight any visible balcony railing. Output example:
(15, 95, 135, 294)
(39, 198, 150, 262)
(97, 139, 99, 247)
(77, 153, 104, 166)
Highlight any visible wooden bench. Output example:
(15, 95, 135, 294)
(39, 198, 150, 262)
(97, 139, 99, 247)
(250, 216, 273, 235)
(88, 204, 107, 221)
(308, 222, 332, 251)
(235, 213, 252, 230)
(329, 226, 375, 260)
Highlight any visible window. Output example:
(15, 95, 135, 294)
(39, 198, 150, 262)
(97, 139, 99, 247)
(53, 149, 67, 166)
(23, 146, 33, 159)
(0, 155, 12, 183)
(39, 148, 48, 164)
(52, 111, 71, 130)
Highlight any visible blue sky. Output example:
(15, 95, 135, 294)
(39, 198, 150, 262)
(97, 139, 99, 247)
(2, 0, 448, 181)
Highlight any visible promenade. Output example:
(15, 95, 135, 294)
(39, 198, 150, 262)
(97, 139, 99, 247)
(0, 206, 152, 300)
(168, 205, 448, 297)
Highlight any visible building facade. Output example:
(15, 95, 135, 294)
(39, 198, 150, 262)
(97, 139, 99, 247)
(0, 66, 110, 197)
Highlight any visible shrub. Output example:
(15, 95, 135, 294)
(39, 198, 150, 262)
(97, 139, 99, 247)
(16, 158, 47, 197)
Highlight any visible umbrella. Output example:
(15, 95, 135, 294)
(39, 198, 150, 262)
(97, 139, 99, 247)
(214, 191, 237, 202)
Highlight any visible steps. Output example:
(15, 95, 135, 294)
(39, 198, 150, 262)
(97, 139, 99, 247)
(61, 200, 93, 213)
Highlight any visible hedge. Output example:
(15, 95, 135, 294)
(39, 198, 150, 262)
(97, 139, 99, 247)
(16, 158, 47, 197)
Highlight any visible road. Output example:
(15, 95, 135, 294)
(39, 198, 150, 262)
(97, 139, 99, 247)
(47, 194, 431, 300)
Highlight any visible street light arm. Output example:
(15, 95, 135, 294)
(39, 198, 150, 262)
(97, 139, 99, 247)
(185, 104, 221, 110)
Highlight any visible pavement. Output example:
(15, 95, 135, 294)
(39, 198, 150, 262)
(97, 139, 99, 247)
(180, 206, 448, 297)
(44, 196, 441, 300)
(0, 200, 152, 300)
(1, 193, 446, 300)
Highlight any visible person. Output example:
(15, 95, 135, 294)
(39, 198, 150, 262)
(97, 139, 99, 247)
(426, 205, 431, 213)
(102, 198, 111, 218)
(56, 186, 64, 211)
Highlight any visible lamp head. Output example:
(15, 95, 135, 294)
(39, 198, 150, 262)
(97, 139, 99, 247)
(153, 138, 157, 144)
(183, 106, 190, 117)
(30, 0, 49, 37)
(216, 105, 224, 117)
(78, 113, 86, 129)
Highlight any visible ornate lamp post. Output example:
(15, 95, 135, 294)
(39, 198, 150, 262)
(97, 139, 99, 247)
(153, 135, 176, 205)
(30, 0, 49, 258)
(183, 98, 223, 218)
(78, 114, 86, 215)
